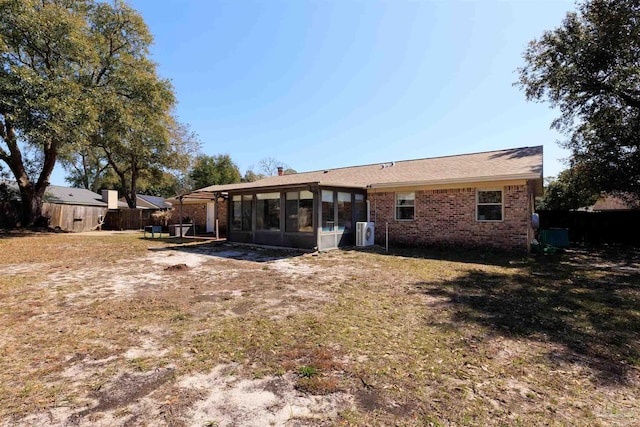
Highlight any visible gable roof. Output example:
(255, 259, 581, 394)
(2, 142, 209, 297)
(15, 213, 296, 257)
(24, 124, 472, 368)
(44, 185, 109, 206)
(1, 181, 127, 207)
(182, 146, 543, 199)
(592, 194, 639, 211)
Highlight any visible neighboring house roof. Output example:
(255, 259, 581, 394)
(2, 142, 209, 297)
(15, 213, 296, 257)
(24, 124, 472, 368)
(1, 181, 128, 208)
(119, 194, 172, 209)
(44, 185, 109, 206)
(135, 194, 172, 209)
(592, 194, 638, 211)
(182, 146, 543, 199)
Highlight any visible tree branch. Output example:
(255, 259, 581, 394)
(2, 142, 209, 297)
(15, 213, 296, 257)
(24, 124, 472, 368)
(580, 80, 640, 109)
(0, 147, 8, 163)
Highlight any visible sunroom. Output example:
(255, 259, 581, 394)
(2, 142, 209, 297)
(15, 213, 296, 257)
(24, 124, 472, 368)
(227, 184, 367, 250)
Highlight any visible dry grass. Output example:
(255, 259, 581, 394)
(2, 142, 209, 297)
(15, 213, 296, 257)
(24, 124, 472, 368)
(0, 231, 639, 426)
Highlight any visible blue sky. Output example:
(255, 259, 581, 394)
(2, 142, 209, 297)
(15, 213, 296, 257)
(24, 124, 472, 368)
(51, 0, 576, 184)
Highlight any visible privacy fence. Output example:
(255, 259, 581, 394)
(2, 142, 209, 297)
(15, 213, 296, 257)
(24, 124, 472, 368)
(0, 202, 215, 235)
(538, 210, 640, 245)
(1, 202, 166, 232)
(0, 202, 107, 232)
(102, 208, 162, 231)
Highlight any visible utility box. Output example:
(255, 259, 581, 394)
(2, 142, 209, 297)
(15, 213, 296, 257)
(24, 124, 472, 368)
(356, 222, 375, 247)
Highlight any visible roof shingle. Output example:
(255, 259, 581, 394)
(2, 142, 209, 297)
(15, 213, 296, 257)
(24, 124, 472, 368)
(186, 146, 543, 197)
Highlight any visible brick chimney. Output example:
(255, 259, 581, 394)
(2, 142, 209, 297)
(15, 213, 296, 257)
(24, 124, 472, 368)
(277, 166, 284, 176)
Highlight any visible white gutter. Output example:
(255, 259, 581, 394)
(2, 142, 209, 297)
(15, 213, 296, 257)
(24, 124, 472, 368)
(367, 173, 542, 189)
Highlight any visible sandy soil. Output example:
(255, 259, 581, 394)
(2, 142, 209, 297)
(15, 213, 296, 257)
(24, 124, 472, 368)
(1, 241, 360, 426)
(2, 236, 638, 426)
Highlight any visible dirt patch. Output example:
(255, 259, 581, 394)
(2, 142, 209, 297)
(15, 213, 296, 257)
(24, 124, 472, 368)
(77, 367, 176, 416)
(178, 364, 352, 427)
(356, 389, 384, 412)
(165, 263, 189, 271)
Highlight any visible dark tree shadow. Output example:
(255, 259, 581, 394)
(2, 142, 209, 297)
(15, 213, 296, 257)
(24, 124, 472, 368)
(0, 228, 61, 240)
(489, 146, 543, 174)
(414, 247, 640, 385)
(147, 240, 307, 263)
(347, 244, 527, 268)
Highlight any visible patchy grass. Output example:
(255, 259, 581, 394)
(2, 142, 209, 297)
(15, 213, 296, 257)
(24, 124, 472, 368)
(0, 232, 638, 426)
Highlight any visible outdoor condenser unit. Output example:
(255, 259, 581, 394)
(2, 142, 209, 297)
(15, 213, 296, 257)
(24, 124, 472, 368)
(356, 222, 375, 247)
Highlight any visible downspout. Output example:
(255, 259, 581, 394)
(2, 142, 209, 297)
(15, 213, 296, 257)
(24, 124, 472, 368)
(214, 191, 222, 239)
(179, 196, 184, 238)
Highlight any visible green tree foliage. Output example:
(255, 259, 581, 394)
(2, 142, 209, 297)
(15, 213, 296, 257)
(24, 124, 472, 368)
(62, 147, 110, 192)
(189, 154, 241, 190)
(79, 2, 199, 208)
(96, 167, 186, 199)
(140, 170, 189, 199)
(0, 0, 198, 221)
(0, 0, 96, 224)
(517, 0, 640, 202)
(241, 168, 264, 183)
(538, 166, 600, 210)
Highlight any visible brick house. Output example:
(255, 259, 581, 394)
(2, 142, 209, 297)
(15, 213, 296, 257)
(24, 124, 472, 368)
(172, 195, 229, 237)
(180, 146, 543, 251)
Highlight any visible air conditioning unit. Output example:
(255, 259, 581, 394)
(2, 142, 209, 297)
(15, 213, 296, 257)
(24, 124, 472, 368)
(356, 222, 375, 247)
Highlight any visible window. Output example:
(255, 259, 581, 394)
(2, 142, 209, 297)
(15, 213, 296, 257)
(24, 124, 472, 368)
(321, 190, 335, 231)
(231, 195, 241, 230)
(477, 190, 503, 221)
(337, 192, 352, 231)
(285, 190, 313, 232)
(256, 192, 280, 230)
(395, 192, 415, 220)
(231, 195, 252, 231)
(241, 195, 252, 231)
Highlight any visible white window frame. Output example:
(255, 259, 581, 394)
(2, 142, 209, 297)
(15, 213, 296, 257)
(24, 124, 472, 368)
(476, 189, 504, 222)
(395, 192, 415, 221)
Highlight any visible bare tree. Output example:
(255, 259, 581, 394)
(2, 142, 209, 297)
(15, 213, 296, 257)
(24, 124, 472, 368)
(258, 157, 290, 176)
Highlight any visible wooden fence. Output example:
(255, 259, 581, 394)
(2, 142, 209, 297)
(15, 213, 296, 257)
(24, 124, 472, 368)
(538, 210, 640, 245)
(103, 208, 164, 231)
(42, 202, 107, 232)
(1, 201, 107, 232)
(0, 201, 21, 228)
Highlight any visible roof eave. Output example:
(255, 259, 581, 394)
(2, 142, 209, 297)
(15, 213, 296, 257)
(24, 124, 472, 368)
(317, 182, 367, 190)
(367, 173, 543, 189)
(45, 201, 108, 207)
(177, 181, 324, 199)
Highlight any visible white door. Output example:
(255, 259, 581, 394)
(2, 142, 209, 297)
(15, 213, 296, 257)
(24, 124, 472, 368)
(206, 203, 216, 233)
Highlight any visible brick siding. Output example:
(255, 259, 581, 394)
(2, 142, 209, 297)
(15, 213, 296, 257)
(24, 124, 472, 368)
(368, 184, 533, 251)
(169, 199, 228, 236)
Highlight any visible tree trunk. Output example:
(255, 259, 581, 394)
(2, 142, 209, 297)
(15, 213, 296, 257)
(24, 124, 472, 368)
(0, 117, 55, 227)
(120, 171, 137, 208)
(129, 163, 138, 208)
(123, 158, 138, 209)
(17, 185, 43, 227)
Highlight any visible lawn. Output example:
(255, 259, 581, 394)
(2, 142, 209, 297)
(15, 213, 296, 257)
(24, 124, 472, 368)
(0, 231, 638, 426)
